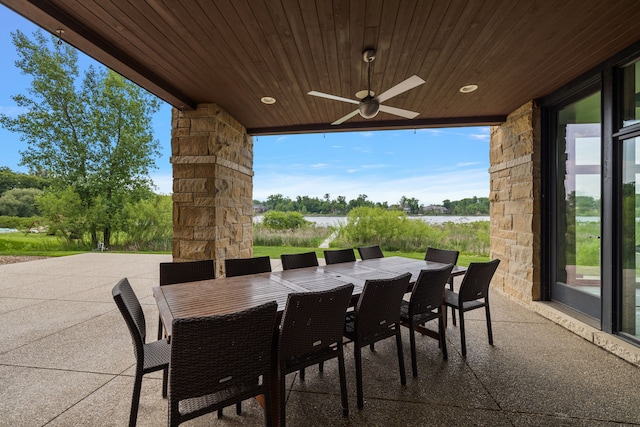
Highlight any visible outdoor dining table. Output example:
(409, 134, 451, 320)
(154, 256, 466, 336)
(153, 256, 466, 424)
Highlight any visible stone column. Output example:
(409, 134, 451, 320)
(489, 101, 542, 301)
(171, 104, 254, 277)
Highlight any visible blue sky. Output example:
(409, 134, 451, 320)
(0, 5, 489, 206)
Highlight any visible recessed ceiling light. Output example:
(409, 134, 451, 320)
(261, 96, 276, 105)
(355, 89, 374, 99)
(459, 84, 479, 93)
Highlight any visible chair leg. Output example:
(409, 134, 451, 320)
(128, 373, 143, 427)
(459, 310, 467, 357)
(448, 279, 456, 326)
(319, 361, 324, 373)
(408, 320, 418, 377)
(157, 317, 164, 340)
(263, 381, 273, 427)
(439, 309, 448, 360)
(369, 343, 375, 351)
(337, 345, 349, 417)
(485, 303, 493, 345)
(354, 346, 364, 409)
(162, 366, 168, 398)
(236, 402, 242, 415)
(395, 327, 406, 386)
(299, 367, 305, 381)
(280, 373, 287, 427)
(217, 408, 223, 418)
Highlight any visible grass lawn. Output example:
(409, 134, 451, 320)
(0, 233, 490, 266)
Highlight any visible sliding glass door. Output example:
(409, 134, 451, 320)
(552, 91, 602, 320)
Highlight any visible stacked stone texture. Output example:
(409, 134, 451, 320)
(489, 101, 541, 301)
(171, 104, 253, 277)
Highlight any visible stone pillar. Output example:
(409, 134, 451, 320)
(171, 104, 254, 277)
(489, 101, 542, 301)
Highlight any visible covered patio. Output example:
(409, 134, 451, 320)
(4, 1, 640, 423)
(2, 253, 640, 426)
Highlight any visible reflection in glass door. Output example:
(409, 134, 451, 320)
(553, 91, 601, 319)
(621, 137, 640, 339)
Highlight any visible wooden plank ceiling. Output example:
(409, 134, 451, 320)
(3, 0, 640, 135)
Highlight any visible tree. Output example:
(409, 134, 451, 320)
(0, 30, 161, 247)
(0, 188, 43, 217)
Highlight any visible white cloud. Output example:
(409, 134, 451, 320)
(150, 172, 173, 195)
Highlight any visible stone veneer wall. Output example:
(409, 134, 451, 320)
(489, 101, 542, 301)
(171, 104, 253, 277)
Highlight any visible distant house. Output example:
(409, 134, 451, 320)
(253, 204, 267, 213)
(423, 205, 448, 214)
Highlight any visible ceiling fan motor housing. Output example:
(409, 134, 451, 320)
(358, 95, 379, 119)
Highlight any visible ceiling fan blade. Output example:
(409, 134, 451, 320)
(308, 91, 359, 105)
(378, 104, 420, 119)
(376, 75, 425, 103)
(331, 109, 360, 125)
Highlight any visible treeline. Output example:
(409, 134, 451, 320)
(255, 193, 489, 216)
(0, 167, 172, 251)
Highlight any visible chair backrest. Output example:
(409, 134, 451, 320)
(357, 245, 384, 260)
(278, 284, 354, 370)
(324, 248, 356, 265)
(280, 251, 319, 270)
(409, 264, 454, 316)
(112, 278, 146, 360)
(424, 247, 459, 265)
(224, 256, 272, 277)
(354, 272, 411, 339)
(169, 301, 278, 413)
(159, 260, 215, 286)
(458, 259, 500, 303)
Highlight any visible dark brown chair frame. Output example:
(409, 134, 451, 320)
(225, 256, 272, 277)
(424, 247, 459, 318)
(280, 251, 319, 270)
(344, 273, 411, 409)
(444, 259, 500, 357)
(168, 301, 278, 427)
(112, 278, 170, 427)
(400, 264, 454, 377)
(357, 245, 384, 260)
(323, 248, 357, 265)
(278, 284, 354, 426)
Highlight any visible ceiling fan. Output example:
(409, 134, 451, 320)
(308, 49, 425, 125)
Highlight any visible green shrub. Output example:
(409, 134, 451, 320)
(260, 211, 310, 230)
(332, 206, 489, 255)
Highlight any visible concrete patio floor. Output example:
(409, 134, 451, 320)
(2, 253, 640, 426)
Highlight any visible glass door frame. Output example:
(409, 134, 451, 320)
(545, 83, 603, 321)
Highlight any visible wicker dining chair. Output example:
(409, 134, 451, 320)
(225, 256, 272, 277)
(344, 272, 411, 409)
(278, 284, 354, 426)
(323, 248, 356, 265)
(158, 260, 238, 416)
(357, 245, 384, 260)
(157, 260, 215, 340)
(280, 251, 319, 270)
(112, 278, 170, 427)
(444, 259, 500, 357)
(424, 247, 460, 319)
(399, 264, 454, 377)
(168, 301, 278, 427)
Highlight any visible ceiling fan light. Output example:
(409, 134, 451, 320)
(358, 97, 379, 119)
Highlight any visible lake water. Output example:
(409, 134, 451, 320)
(253, 215, 490, 227)
(0, 228, 18, 233)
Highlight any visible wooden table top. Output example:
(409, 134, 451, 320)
(154, 256, 466, 336)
